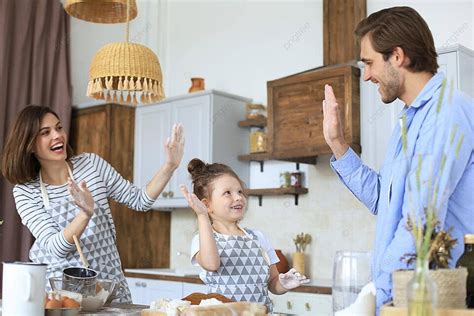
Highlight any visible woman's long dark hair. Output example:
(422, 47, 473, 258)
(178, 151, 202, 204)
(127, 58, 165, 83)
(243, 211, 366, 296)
(1, 105, 74, 184)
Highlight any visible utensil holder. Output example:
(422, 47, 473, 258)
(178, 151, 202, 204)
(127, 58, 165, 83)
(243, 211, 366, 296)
(292, 252, 305, 275)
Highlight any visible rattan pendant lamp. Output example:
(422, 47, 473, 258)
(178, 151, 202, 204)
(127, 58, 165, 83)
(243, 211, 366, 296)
(80, 0, 164, 104)
(64, 0, 137, 23)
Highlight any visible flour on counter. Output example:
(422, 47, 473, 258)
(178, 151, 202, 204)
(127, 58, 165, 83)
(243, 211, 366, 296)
(335, 282, 376, 316)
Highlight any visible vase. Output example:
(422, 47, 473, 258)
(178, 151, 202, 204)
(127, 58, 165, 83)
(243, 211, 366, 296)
(188, 77, 205, 93)
(393, 267, 467, 308)
(407, 259, 437, 316)
(292, 252, 305, 275)
(274, 249, 289, 273)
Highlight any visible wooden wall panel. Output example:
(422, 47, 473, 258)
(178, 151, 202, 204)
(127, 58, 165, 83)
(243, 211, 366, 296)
(323, 0, 366, 65)
(70, 104, 171, 269)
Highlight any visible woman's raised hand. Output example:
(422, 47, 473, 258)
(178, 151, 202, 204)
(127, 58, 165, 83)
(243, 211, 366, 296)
(165, 123, 185, 171)
(179, 185, 208, 217)
(68, 178, 94, 217)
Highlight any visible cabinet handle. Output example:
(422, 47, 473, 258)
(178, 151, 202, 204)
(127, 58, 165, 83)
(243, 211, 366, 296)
(141, 282, 147, 287)
(168, 191, 174, 198)
(135, 282, 141, 287)
(162, 191, 169, 198)
(305, 302, 311, 311)
(286, 301, 292, 310)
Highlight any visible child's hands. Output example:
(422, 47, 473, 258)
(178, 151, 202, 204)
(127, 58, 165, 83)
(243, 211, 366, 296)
(279, 268, 310, 290)
(68, 178, 94, 217)
(179, 185, 208, 217)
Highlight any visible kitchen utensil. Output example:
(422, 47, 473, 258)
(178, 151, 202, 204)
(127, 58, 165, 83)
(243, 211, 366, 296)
(72, 234, 89, 268)
(62, 235, 98, 296)
(332, 251, 373, 314)
(2, 261, 47, 316)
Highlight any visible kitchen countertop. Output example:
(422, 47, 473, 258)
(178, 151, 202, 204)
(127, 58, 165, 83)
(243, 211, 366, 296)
(79, 303, 148, 315)
(124, 269, 332, 295)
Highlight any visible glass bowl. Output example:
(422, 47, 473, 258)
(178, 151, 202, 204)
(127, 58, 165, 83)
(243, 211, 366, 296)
(49, 277, 116, 312)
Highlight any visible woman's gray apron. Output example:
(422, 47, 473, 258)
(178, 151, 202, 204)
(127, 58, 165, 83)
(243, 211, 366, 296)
(203, 228, 273, 312)
(29, 164, 132, 303)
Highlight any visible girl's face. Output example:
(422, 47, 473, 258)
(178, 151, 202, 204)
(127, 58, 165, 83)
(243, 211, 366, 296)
(206, 174, 246, 224)
(33, 113, 68, 164)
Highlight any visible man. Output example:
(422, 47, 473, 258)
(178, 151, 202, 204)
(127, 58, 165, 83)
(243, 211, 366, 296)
(322, 6, 473, 311)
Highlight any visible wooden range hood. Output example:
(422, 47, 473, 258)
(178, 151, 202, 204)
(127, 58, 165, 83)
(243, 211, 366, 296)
(257, 0, 367, 165)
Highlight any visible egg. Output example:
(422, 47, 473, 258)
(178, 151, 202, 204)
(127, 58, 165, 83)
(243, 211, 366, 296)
(45, 299, 62, 309)
(60, 296, 80, 308)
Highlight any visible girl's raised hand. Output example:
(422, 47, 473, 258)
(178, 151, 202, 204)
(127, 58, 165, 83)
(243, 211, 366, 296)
(279, 268, 310, 290)
(179, 185, 208, 217)
(165, 123, 185, 171)
(68, 178, 94, 217)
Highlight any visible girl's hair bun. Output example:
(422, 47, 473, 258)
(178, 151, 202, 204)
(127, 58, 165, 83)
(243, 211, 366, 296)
(188, 158, 206, 178)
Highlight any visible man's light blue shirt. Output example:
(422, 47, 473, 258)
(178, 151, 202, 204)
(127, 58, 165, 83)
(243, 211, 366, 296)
(330, 73, 474, 311)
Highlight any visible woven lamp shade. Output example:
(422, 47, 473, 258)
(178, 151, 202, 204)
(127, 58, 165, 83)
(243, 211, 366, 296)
(64, 0, 137, 23)
(87, 42, 165, 104)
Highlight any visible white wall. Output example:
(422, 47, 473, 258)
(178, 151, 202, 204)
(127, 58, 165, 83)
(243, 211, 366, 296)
(70, 0, 473, 280)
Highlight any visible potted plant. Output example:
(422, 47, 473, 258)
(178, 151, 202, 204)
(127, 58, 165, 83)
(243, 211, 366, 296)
(392, 79, 468, 314)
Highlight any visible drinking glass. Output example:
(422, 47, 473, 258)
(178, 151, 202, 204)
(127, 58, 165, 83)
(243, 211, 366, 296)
(332, 251, 372, 314)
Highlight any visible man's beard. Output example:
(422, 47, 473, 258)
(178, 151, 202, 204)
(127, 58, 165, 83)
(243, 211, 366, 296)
(380, 62, 400, 104)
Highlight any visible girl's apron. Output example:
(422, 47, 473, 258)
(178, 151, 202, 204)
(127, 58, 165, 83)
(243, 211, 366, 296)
(203, 228, 273, 312)
(29, 164, 132, 303)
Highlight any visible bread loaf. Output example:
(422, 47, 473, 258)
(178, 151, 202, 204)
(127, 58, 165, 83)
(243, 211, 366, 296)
(180, 302, 267, 316)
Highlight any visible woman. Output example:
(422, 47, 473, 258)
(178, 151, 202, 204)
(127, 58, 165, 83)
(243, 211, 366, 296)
(1, 105, 184, 302)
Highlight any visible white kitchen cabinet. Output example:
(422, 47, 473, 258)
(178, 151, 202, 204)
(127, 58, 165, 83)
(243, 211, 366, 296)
(127, 277, 184, 305)
(182, 282, 208, 297)
(270, 292, 332, 316)
(134, 90, 251, 209)
(360, 44, 474, 171)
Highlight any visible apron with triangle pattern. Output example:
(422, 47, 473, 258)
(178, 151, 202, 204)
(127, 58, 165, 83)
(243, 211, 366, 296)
(203, 228, 273, 312)
(29, 164, 132, 303)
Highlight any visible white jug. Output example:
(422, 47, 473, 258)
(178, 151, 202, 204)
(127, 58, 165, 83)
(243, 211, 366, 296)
(2, 262, 47, 316)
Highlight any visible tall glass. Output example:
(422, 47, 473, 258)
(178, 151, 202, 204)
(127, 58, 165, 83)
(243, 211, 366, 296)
(332, 251, 372, 314)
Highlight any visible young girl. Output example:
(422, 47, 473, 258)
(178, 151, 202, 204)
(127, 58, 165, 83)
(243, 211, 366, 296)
(1, 105, 184, 303)
(180, 158, 309, 312)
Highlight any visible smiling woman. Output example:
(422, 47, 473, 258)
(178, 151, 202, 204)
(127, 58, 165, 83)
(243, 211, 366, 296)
(1, 105, 185, 303)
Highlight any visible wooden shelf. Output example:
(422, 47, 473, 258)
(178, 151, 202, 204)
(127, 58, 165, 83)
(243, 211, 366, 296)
(245, 187, 308, 206)
(238, 153, 272, 162)
(238, 118, 267, 128)
(239, 153, 316, 172)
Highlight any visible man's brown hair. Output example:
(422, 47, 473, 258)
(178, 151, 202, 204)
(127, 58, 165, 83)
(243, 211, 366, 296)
(355, 6, 438, 74)
(1, 105, 74, 184)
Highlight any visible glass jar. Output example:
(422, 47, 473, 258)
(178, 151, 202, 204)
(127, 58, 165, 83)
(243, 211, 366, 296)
(407, 259, 437, 316)
(290, 171, 303, 188)
(249, 129, 266, 153)
(332, 251, 373, 314)
(246, 103, 266, 120)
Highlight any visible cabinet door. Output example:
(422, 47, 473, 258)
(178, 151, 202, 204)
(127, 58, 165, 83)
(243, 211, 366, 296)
(155, 95, 211, 208)
(182, 282, 208, 297)
(142, 279, 184, 304)
(270, 292, 332, 316)
(437, 51, 458, 90)
(126, 277, 147, 305)
(134, 104, 171, 194)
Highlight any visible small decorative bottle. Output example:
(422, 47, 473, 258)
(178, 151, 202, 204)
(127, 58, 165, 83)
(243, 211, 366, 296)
(407, 258, 437, 316)
(456, 234, 474, 308)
